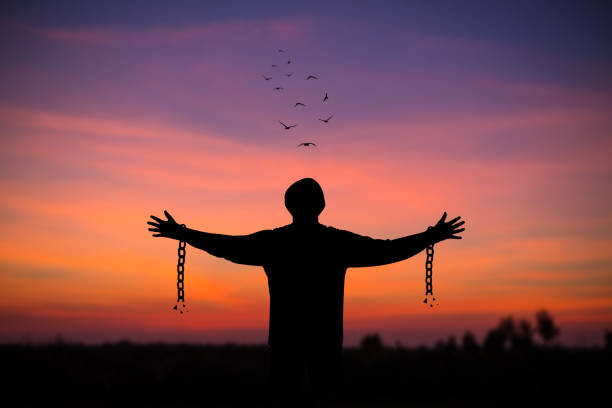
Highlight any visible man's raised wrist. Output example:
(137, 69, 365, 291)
(426, 226, 437, 244)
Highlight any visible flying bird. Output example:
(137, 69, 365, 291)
(298, 142, 317, 147)
(323, 92, 328, 101)
(306, 75, 318, 80)
(279, 121, 297, 130)
(271, 64, 277, 67)
(273, 87, 284, 90)
(287, 59, 291, 64)
(263, 75, 272, 81)
(278, 49, 286, 53)
(294, 102, 306, 107)
(285, 72, 294, 77)
(318, 115, 334, 123)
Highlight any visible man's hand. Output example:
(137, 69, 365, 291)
(430, 212, 465, 243)
(148, 210, 185, 240)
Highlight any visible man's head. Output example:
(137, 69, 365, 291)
(284, 178, 325, 221)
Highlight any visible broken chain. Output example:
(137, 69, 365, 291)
(173, 224, 187, 314)
(424, 226, 438, 307)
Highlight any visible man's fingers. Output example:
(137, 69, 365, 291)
(152, 234, 163, 237)
(436, 212, 447, 226)
(148, 228, 160, 232)
(452, 228, 465, 234)
(452, 220, 465, 228)
(147, 221, 159, 227)
(164, 210, 175, 222)
(447, 216, 461, 225)
(449, 235, 462, 239)
(150, 215, 163, 223)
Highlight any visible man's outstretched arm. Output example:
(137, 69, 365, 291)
(147, 210, 269, 266)
(344, 212, 465, 268)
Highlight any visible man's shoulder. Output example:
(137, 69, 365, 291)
(270, 224, 292, 234)
(255, 224, 292, 239)
(323, 224, 358, 236)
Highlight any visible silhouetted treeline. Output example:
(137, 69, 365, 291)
(478, 309, 559, 352)
(2, 312, 609, 407)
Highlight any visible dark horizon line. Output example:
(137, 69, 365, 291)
(1, 338, 608, 351)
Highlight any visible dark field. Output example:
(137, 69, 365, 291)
(3, 341, 609, 407)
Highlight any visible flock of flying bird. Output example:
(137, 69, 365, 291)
(264, 49, 333, 148)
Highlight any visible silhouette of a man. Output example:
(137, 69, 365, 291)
(148, 178, 464, 404)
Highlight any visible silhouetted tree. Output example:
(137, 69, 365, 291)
(435, 336, 459, 352)
(360, 333, 383, 352)
(605, 330, 612, 352)
(488, 316, 516, 351)
(483, 316, 519, 352)
(535, 310, 560, 345)
(511, 319, 534, 351)
(483, 328, 505, 352)
(461, 331, 479, 352)
(445, 336, 458, 352)
(498, 316, 516, 342)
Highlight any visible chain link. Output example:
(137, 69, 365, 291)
(424, 226, 438, 307)
(174, 224, 187, 314)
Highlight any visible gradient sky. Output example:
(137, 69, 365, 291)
(1, 0, 611, 346)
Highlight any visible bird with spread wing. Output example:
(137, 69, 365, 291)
(279, 121, 297, 130)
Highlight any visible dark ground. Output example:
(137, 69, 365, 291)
(2, 341, 608, 407)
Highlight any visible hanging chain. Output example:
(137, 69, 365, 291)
(173, 224, 187, 314)
(424, 226, 438, 307)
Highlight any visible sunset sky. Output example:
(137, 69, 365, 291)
(1, 0, 610, 346)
